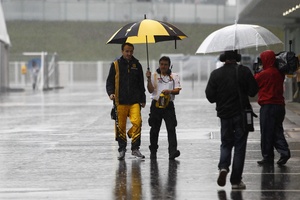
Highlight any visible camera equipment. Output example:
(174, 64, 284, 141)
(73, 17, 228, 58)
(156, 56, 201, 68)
(275, 51, 299, 75)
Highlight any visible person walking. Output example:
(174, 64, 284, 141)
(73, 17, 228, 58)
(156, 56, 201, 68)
(254, 50, 291, 166)
(205, 50, 258, 189)
(146, 56, 181, 160)
(106, 42, 146, 160)
(31, 60, 40, 90)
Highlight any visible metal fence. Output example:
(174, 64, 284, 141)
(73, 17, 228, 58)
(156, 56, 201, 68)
(9, 55, 217, 87)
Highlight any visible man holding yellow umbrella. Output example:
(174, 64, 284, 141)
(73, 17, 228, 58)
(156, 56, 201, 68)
(106, 42, 146, 160)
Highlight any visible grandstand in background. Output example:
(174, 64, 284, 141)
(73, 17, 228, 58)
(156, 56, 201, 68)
(2, 0, 251, 24)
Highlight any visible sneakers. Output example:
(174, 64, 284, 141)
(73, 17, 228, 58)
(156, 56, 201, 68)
(118, 149, 145, 160)
(217, 169, 228, 187)
(232, 181, 246, 189)
(217, 169, 246, 189)
(132, 149, 145, 159)
(118, 150, 126, 160)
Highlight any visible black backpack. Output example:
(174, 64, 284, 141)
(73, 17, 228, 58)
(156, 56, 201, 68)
(276, 51, 299, 75)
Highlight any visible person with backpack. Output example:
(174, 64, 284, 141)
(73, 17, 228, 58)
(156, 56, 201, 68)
(106, 43, 146, 160)
(254, 50, 291, 166)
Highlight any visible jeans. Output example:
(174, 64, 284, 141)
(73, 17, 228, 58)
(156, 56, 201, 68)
(260, 104, 290, 160)
(219, 114, 249, 185)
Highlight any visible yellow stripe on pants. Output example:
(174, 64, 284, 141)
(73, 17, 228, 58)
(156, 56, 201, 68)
(117, 103, 142, 144)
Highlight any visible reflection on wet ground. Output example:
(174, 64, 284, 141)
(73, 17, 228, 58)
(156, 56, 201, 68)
(260, 165, 291, 200)
(0, 83, 300, 199)
(218, 190, 244, 200)
(113, 159, 180, 200)
(150, 160, 179, 199)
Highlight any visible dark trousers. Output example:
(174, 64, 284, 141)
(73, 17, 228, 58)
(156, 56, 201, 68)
(148, 100, 178, 155)
(219, 114, 248, 185)
(260, 104, 290, 160)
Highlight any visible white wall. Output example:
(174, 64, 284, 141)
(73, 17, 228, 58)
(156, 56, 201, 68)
(0, 3, 10, 93)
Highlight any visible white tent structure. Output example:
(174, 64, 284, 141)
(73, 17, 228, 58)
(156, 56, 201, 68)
(0, 2, 10, 93)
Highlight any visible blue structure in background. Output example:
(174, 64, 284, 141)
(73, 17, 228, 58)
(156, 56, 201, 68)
(27, 58, 41, 70)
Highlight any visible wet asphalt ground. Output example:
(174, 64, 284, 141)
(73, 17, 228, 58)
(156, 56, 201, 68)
(0, 82, 300, 200)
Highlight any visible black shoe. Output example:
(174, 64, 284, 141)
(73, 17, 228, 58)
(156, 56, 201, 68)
(257, 159, 274, 165)
(169, 150, 180, 160)
(277, 155, 290, 165)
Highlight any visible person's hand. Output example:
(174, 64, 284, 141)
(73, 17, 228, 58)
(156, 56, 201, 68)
(146, 70, 151, 80)
(140, 103, 146, 108)
(162, 90, 171, 95)
(109, 94, 115, 100)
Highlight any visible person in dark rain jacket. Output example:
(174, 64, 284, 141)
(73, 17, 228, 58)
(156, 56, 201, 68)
(254, 50, 291, 166)
(106, 43, 146, 160)
(205, 50, 258, 190)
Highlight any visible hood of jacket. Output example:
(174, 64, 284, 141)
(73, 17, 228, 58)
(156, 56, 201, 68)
(260, 50, 276, 70)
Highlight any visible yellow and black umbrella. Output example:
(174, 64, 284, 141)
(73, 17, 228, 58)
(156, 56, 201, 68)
(107, 15, 187, 70)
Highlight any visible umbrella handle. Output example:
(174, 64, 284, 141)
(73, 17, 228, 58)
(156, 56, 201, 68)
(146, 35, 149, 70)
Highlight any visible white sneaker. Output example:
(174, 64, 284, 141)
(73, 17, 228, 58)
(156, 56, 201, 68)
(132, 149, 145, 159)
(232, 181, 246, 189)
(217, 169, 228, 187)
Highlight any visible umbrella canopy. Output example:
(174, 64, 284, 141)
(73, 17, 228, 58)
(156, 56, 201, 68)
(107, 19, 187, 44)
(107, 15, 187, 69)
(196, 24, 283, 54)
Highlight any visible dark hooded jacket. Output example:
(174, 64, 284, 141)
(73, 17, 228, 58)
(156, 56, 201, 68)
(106, 56, 146, 105)
(206, 62, 258, 119)
(254, 50, 285, 106)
